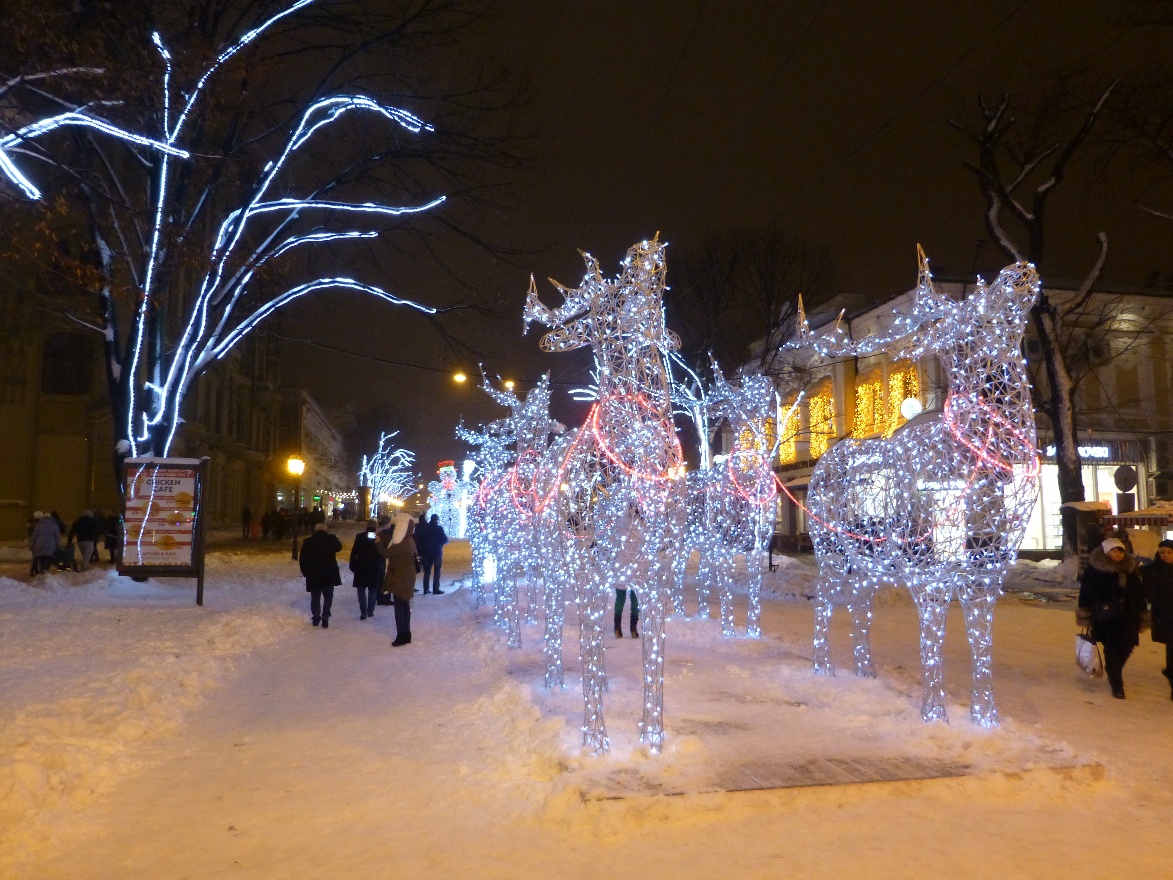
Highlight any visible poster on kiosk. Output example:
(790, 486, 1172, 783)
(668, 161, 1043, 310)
(120, 457, 210, 604)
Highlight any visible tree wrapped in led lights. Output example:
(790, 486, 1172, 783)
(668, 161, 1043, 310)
(359, 432, 417, 515)
(1, 0, 442, 471)
(524, 236, 687, 753)
(791, 249, 1040, 727)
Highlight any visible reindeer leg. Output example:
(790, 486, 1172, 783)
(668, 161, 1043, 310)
(812, 573, 836, 676)
(718, 552, 736, 638)
(543, 569, 565, 689)
(578, 568, 609, 753)
(960, 586, 1000, 728)
(746, 547, 763, 639)
(670, 545, 688, 617)
(847, 587, 876, 678)
(639, 586, 667, 751)
(913, 589, 949, 723)
(695, 550, 712, 619)
(506, 572, 522, 649)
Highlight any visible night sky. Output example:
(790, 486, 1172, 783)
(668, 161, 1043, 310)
(277, 1, 1171, 475)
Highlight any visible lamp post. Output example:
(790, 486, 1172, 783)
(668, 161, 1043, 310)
(287, 454, 305, 560)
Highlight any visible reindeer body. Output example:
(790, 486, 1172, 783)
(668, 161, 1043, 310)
(525, 238, 686, 752)
(803, 256, 1040, 727)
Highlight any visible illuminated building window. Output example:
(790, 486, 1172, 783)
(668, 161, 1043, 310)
(851, 377, 884, 438)
(883, 363, 919, 437)
(778, 401, 800, 465)
(808, 389, 835, 459)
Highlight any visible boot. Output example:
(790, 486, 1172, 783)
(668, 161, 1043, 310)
(614, 614, 623, 638)
(630, 618, 639, 639)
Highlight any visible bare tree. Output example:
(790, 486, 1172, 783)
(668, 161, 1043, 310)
(669, 226, 836, 378)
(952, 76, 1116, 555)
(0, 0, 524, 488)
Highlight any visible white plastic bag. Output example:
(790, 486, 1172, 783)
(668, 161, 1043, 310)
(1076, 632, 1103, 678)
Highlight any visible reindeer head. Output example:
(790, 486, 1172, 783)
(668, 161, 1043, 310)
(523, 236, 681, 356)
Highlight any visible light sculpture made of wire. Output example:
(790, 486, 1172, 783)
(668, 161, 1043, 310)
(524, 237, 686, 753)
(427, 464, 463, 539)
(455, 419, 513, 608)
(792, 249, 1041, 727)
(699, 368, 783, 638)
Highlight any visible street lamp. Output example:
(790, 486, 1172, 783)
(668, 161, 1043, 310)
(452, 371, 468, 383)
(287, 454, 305, 560)
(503, 379, 515, 390)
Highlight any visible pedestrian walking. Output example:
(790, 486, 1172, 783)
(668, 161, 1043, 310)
(28, 511, 61, 575)
(417, 513, 448, 594)
(104, 513, 124, 565)
(299, 523, 343, 628)
(68, 510, 102, 572)
(241, 506, 253, 540)
(378, 518, 417, 646)
(1078, 537, 1148, 699)
(1142, 538, 1173, 701)
(349, 519, 385, 620)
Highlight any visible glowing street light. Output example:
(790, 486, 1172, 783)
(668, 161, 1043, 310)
(287, 454, 305, 560)
(453, 371, 468, 383)
(503, 380, 515, 390)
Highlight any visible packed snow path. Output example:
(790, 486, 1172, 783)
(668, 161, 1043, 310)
(1, 535, 1171, 878)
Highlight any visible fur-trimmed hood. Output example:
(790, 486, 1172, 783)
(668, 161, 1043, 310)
(1087, 546, 1138, 576)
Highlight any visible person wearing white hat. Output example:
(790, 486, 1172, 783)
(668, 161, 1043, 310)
(1078, 537, 1148, 699)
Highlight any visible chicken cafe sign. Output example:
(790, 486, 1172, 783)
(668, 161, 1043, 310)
(120, 457, 211, 604)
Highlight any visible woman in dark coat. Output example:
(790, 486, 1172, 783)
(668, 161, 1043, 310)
(299, 523, 343, 628)
(349, 519, 385, 620)
(1141, 538, 1173, 700)
(378, 519, 417, 646)
(1078, 537, 1147, 699)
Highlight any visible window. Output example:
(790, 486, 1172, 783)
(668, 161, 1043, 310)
(40, 333, 94, 395)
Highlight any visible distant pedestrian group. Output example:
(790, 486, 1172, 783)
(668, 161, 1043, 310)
(27, 508, 123, 575)
(299, 512, 449, 649)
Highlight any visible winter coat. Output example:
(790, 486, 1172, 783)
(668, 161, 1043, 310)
(299, 530, 343, 591)
(69, 514, 101, 543)
(349, 531, 385, 590)
(415, 520, 448, 558)
(1141, 557, 1173, 645)
(378, 524, 418, 601)
(1078, 547, 1146, 646)
(104, 517, 123, 549)
(28, 515, 61, 557)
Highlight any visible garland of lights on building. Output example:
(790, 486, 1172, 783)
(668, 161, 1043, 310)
(791, 249, 1041, 727)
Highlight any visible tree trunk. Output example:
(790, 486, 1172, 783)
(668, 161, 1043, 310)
(1030, 296, 1084, 556)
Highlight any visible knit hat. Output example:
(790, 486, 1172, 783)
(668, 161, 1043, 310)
(1158, 539, 1173, 551)
(33, 510, 44, 519)
(1101, 538, 1126, 554)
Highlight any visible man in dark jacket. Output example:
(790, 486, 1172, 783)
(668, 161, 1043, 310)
(416, 513, 448, 595)
(1142, 538, 1173, 700)
(68, 510, 102, 572)
(299, 523, 343, 628)
(349, 519, 385, 620)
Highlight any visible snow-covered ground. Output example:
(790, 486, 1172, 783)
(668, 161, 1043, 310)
(1, 532, 1170, 878)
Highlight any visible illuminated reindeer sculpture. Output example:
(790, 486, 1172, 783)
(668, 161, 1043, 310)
(795, 251, 1040, 727)
(524, 237, 686, 752)
(702, 368, 783, 638)
(455, 418, 512, 608)
(477, 372, 562, 646)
